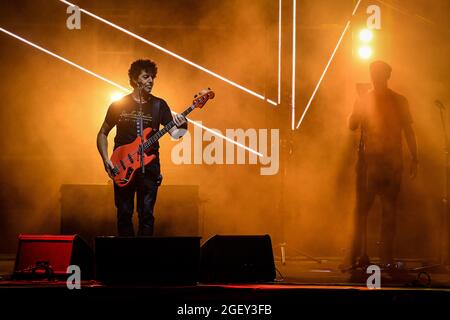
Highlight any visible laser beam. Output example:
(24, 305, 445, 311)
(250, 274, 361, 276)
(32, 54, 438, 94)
(0, 27, 129, 92)
(60, 0, 278, 107)
(295, 0, 362, 130)
(0, 26, 263, 157)
(278, 0, 282, 105)
(291, 0, 296, 130)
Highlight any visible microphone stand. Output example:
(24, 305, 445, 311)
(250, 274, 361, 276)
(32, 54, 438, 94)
(438, 102, 449, 265)
(137, 86, 145, 175)
(137, 85, 146, 236)
(414, 101, 450, 272)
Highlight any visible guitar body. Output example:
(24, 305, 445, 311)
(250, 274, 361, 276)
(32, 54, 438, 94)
(110, 127, 156, 187)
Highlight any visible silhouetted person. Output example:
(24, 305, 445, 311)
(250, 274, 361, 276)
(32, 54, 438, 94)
(348, 61, 418, 267)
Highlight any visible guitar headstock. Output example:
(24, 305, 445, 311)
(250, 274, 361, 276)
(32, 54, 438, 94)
(193, 88, 215, 109)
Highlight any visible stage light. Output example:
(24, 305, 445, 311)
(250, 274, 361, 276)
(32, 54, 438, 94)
(358, 46, 373, 59)
(110, 92, 125, 103)
(359, 28, 373, 42)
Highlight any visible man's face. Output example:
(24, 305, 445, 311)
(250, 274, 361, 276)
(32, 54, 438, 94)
(135, 69, 154, 94)
(370, 68, 390, 91)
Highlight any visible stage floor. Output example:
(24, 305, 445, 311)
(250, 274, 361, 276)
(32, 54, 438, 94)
(1, 256, 450, 317)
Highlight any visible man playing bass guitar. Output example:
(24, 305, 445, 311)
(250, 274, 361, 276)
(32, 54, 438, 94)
(97, 59, 187, 236)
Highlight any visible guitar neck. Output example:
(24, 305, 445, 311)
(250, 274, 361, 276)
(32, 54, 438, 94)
(143, 104, 195, 151)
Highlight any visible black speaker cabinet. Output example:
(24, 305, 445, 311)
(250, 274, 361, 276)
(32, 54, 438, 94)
(200, 235, 276, 283)
(14, 234, 94, 280)
(95, 236, 201, 285)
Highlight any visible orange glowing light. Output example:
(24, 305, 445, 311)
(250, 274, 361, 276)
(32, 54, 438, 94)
(359, 29, 373, 42)
(110, 92, 125, 103)
(358, 46, 373, 59)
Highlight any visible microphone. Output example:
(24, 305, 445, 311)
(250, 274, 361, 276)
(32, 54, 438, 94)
(435, 99, 445, 109)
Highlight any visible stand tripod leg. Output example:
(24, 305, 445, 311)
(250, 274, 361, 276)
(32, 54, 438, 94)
(280, 242, 286, 265)
(289, 246, 322, 263)
(275, 242, 321, 265)
(277, 243, 322, 264)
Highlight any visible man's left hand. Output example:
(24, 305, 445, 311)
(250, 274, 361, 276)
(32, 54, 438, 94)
(173, 114, 187, 127)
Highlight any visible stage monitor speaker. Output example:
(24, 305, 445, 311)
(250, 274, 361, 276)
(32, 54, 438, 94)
(200, 235, 276, 283)
(95, 236, 201, 285)
(14, 234, 94, 280)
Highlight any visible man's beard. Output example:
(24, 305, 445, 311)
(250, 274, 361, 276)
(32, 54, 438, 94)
(141, 85, 152, 95)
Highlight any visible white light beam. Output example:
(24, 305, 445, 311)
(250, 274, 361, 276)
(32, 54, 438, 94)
(291, 0, 296, 130)
(59, 0, 278, 107)
(278, 0, 282, 105)
(0, 26, 263, 157)
(295, 0, 362, 129)
(0, 27, 129, 92)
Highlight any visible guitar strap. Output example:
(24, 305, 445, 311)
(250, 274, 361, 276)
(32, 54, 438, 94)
(152, 98, 163, 186)
(152, 99, 161, 132)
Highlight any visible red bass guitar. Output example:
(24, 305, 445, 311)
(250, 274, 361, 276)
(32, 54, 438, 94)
(110, 88, 214, 187)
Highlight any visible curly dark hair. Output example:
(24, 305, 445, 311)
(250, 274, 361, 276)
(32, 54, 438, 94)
(128, 59, 158, 88)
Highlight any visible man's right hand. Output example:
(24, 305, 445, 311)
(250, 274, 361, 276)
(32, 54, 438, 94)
(104, 159, 115, 180)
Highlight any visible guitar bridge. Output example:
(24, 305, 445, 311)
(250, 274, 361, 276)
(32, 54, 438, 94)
(123, 167, 134, 183)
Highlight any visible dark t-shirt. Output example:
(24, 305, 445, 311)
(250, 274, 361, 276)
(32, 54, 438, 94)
(353, 89, 412, 169)
(104, 94, 173, 151)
